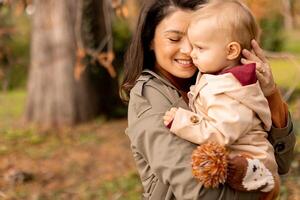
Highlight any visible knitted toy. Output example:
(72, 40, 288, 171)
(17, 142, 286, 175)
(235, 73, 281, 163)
(227, 155, 275, 192)
(227, 155, 279, 200)
(192, 142, 277, 199)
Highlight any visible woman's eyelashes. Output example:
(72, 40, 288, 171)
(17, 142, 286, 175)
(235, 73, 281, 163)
(168, 37, 180, 42)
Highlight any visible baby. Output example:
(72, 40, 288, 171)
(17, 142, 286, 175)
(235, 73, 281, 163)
(163, 1, 279, 199)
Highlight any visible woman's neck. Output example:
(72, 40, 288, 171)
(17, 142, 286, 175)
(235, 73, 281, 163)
(154, 66, 193, 103)
(154, 66, 192, 92)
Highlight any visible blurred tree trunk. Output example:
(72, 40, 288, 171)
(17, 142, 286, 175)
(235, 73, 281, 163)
(290, 0, 299, 28)
(125, 0, 141, 31)
(25, 0, 121, 127)
(281, 0, 294, 30)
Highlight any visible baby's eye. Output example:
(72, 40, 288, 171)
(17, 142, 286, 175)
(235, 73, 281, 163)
(195, 45, 203, 50)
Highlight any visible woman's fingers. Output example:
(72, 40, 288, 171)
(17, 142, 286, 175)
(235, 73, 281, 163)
(256, 68, 265, 74)
(242, 59, 267, 77)
(256, 63, 268, 74)
(241, 58, 253, 65)
(241, 40, 276, 96)
(241, 58, 268, 74)
(241, 58, 267, 82)
(251, 39, 267, 62)
(242, 40, 268, 63)
(242, 49, 261, 63)
(255, 70, 266, 84)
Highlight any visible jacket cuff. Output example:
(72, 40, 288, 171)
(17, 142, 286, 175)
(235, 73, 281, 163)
(268, 112, 295, 155)
(268, 112, 296, 174)
(268, 112, 293, 142)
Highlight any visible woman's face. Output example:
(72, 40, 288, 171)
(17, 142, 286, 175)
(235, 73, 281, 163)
(152, 9, 197, 79)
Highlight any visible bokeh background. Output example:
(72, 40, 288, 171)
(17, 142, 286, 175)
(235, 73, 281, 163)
(0, 0, 299, 199)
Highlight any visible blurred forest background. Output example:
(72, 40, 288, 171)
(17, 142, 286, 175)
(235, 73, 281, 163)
(0, 0, 300, 199)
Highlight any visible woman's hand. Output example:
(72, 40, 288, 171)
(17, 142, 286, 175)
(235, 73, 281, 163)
(241, 40, 276, 97)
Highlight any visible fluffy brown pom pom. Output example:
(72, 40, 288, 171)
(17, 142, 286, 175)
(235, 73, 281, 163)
(191, 142, 228, 188)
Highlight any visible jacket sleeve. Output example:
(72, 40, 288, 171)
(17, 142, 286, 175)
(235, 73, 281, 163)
(268, 112, 296, 175)
(266, 87, 288, 128)
(266, 88, 296, 175)
(127, 83, 261, 200)
(170, 92, 253, 146)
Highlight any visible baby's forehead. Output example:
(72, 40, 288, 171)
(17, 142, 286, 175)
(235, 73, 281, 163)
(188, 17, 224, 36)
(188, 1, 242, 33)
(189, 13, 225, 36)
(187, 19, 233, 45)
(189, 15, 217, 28)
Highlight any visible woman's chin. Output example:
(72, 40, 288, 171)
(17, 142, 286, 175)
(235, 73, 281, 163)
(173, 65, 197, 78)
(174, 71, 196, 79)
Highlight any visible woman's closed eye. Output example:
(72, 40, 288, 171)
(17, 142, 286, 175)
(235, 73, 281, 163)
(168, 37, 180, 42)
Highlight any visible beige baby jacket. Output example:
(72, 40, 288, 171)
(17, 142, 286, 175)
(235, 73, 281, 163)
(170, 72, 277, 173)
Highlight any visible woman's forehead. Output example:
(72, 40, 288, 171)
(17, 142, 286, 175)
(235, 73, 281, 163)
(159, 9, 193, 34)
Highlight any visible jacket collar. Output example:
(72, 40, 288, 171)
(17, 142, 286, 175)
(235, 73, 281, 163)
(191, 63, 257, 95)
(141, 69, 180, 91)
(218, 63, 257, 86)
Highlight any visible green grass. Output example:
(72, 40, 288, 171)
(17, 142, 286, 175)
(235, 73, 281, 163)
(270, 57, 300, 90)
(97, 173, 141, 200)
(269, 29, 300, 92)
(0, 90, 26, 128)
(6, 172, 141, 200)
(283, 30, 300, 55)
(0, 90, 141, 200)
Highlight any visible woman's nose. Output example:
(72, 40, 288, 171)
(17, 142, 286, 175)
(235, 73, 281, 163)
(179, 40, 192, 54)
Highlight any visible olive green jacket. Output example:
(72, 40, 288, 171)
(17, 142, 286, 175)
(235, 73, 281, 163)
(126, 70, 296, 200)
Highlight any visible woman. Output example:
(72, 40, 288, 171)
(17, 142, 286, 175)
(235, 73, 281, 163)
(121, 0, 295, 199)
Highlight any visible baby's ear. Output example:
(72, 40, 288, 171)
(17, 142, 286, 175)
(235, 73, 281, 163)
(226, 42, 241, 60)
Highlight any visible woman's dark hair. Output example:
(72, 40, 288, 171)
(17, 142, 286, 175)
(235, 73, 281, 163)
(120, 0, 207, 102)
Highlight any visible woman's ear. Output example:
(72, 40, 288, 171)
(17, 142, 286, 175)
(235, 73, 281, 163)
(226, 42, 241, 60)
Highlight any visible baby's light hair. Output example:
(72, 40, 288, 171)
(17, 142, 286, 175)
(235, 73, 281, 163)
(191, 0, 260, 50)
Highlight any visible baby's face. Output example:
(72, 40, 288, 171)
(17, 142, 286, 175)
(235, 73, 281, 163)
(188, 19, 230, 73)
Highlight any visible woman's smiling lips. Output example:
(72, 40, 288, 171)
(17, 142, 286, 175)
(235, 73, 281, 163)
(175, 59, 193, 67)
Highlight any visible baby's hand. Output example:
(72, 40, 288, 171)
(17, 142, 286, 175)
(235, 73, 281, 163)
(163, 107, 178, 126)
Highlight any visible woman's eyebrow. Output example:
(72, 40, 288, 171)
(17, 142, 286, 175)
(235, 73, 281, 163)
(164, 30, 185, 35)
